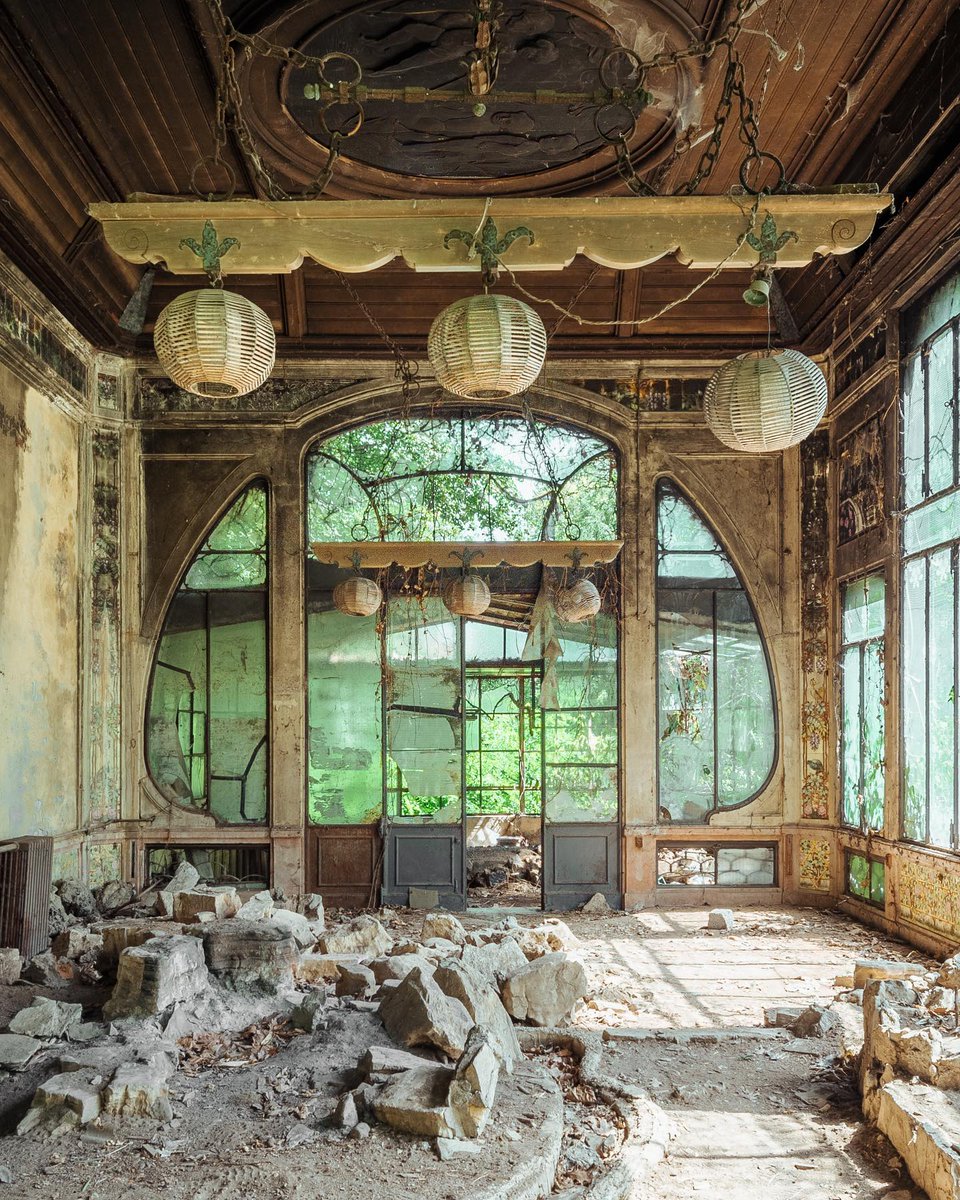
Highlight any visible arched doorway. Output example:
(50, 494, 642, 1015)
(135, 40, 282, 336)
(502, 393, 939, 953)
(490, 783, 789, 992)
(303, 412, 621, 910)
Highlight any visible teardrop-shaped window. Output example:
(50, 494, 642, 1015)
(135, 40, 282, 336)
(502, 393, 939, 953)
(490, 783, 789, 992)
(145, 483, 268, 823)
(656, 479, 776, 822)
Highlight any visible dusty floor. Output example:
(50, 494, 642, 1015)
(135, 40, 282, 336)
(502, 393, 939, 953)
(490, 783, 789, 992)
(0, 905, 932, 1199)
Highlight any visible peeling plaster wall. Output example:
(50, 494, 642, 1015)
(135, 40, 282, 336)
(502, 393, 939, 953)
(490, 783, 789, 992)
(0, 361, 80, 839)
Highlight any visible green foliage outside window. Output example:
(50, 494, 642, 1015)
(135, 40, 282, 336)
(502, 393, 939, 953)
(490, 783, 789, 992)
(840, 574, 885, 832)
(847, 852, 885, 907)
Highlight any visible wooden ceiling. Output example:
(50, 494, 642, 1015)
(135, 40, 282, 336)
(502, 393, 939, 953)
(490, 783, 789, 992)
(0, 0, 956, 359)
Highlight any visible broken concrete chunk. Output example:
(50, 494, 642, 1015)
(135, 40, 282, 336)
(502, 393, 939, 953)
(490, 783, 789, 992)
(513, 928, 554, 961)
(379, 966, 473, 1059)
(289, 992, 327, 1033)
(853, 959, 922, 990)
(296, 953, 355, 984)
(580, 893, 610, 914)
(56, 879, 97, 922)
(96, 919, 186, 964)
(235, 890, 274, 921)
(18, 1069, 103, 1135)
(335, 963, 376, 998)
(421, 912, 466, 945)
(95, 880, 136, 915)
(166, 861, 201, 894)
(763, 1005, 806, 1029)
(792, 1006, 842, 1039)
(927, 987, 959, 1016)
(9, 997, 83, 1039)
(707, 908, 736, 931)
(58, 1046, 126, 1076)
(201, 919, 297, 991)
(302, 894, 325, 925)
(461, 938, 529, 988)
(104, 935, 209, 1019)
(936, 955, 960, 990)
(0, 949, 20, 985)
(102, 1053, 175, 1121)
(320, 915, 392, 958)
(501, 952, 589, 1027)
(48, 891, 71, 938)
(436, 1137, 483, 1160)
(173, 887, 240, 924)
(333, 1092, 359, 1133)
(448, 1027, 500, 1138)
(369, 953, 436, 985)
(433, 960, 520, 1072)
(0, 1034, 43, 1070)
(373, 1063, 458, 1138)
(268, 908, 316, 950)
(359, 1045, 434, 1080)
(537, 920, 581, 952)
(408, 888, 440, 910)
(51, 928, 103, 961)
(23, 951, 74, 988)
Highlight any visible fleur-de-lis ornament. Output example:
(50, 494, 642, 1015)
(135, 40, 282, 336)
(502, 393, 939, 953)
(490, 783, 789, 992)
(443, 216, 534, 286)
(179, 220, 240, 285)
(746, 212, 798, 265)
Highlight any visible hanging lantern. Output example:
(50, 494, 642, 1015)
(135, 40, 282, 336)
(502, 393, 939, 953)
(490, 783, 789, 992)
(154, 288, 276, 398)
(443, 573, 491, 618)
(333, 574, 382, 617)
(704, 349, 827, 453)
(427, 294, 547, 400)
(555, 578, 601, 623)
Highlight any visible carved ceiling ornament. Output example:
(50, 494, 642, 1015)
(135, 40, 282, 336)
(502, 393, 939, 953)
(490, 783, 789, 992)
(235, 0, 701, 197)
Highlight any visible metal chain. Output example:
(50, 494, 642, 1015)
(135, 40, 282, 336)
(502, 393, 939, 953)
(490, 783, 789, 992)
(332, 271, 421, 403)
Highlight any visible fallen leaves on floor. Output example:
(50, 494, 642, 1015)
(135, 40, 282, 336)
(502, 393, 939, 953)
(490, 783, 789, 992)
(177, 1016, 305, 1075)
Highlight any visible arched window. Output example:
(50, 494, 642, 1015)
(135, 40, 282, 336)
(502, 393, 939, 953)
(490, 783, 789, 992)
(305, 414, 618, 543)
(145, 483, 268, 823)
(656, 479, 776, 822)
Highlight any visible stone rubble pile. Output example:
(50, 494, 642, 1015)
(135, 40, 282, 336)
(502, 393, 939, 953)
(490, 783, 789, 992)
(467, 840, 541, 891)
(1, 872, 596, 1160)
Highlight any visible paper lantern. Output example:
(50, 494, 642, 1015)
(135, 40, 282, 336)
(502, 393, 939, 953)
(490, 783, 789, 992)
(555, 578, 601, 623)
(154, 288, 276, 398)
(428, 294, 547, 399)
(704, 349, 827, 453)
(443, 574, 491, 617)
(333, 575, 382, 617)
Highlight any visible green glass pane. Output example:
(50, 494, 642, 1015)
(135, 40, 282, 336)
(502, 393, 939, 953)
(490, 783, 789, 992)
(544, 764, 617, 822)
(385, 597, 462, 821)
(870, 859, 886, 906)
(928, 548, 955, 847)
(147, 591, 207, 807)
(842, 574, 885, 643)
(207, 591, 267, 823)
(902, 352, 926, 509)
(715, 589, 775, 806)
(657, 482, 736, 580)
(185, 485, 267, 590)
(861, 640, 885, 832)
(903, 490, 960, 555)
(927, 328, 956, 496)
(544, 709, 617, 765)
(902, 557, 928, 839)
(848, 853, 870, 899)
(658, 601, 715, 823)
(841, 645, 863, 826)
(306, 607, 383, 825)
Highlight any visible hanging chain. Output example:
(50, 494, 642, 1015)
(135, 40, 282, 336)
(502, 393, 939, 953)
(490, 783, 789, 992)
(332, 271, 421, 403)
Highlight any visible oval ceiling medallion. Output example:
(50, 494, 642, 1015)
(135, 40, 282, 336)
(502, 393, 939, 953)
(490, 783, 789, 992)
(238, 0, 701, 197)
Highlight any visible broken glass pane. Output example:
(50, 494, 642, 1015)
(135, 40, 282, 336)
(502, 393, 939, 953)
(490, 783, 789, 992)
(306, 602, 383, 825)
(386, 597, 462, 820)
(146, 484, 268, 824)
(656, 480, 776, 822)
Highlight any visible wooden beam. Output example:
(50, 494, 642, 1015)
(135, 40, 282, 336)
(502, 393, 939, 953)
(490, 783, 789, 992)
(280, 270, 307, 339)
(614, 270, 641, 338)
(89, 193, 893, 276)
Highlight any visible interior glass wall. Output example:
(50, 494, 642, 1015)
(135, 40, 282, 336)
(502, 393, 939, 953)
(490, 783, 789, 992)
(145, 484, 268, 823)
(656, 479, 776, 822)
(840, 574, 885, 831)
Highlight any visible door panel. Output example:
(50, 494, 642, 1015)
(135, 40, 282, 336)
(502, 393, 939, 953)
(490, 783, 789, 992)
(306, 825, 381, 907)
(382, 823, 465, 909)
(542, 822, 620, 910)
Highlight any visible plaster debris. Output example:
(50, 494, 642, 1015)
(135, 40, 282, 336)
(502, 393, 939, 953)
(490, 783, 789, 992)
(335, 962, 376, 998)
(379, 965, 473, 1058)
(501, 952, 589, 1026)
(421, 912, 466, 945)
(581, 893, 611, 914)
(0, 948, 21, 985)
(8, 997, 83, 1039)
(319, 915, 392, 958)
(706, 908, 736, 931)
(0, 1033, 43, 1069)
(201, 918, 298, 992)
(172, 887, 241, 923)
(104, 935, 209, 1019)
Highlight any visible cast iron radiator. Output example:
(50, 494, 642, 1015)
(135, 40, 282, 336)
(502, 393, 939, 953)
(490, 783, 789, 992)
(0, 836, 53, 958)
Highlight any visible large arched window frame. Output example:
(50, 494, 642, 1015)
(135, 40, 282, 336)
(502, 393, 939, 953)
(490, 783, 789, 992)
(655, 478, 778, 824)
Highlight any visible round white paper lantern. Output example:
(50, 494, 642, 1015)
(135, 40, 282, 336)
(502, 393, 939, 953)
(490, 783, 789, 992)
(333, 575, 382, 617)
(555, 578, 601, 623)
(704, 349, 827, 452)
(428, 294, 547, 400)
(154, 288, 276, 398)
(443, 574, 491, 617)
